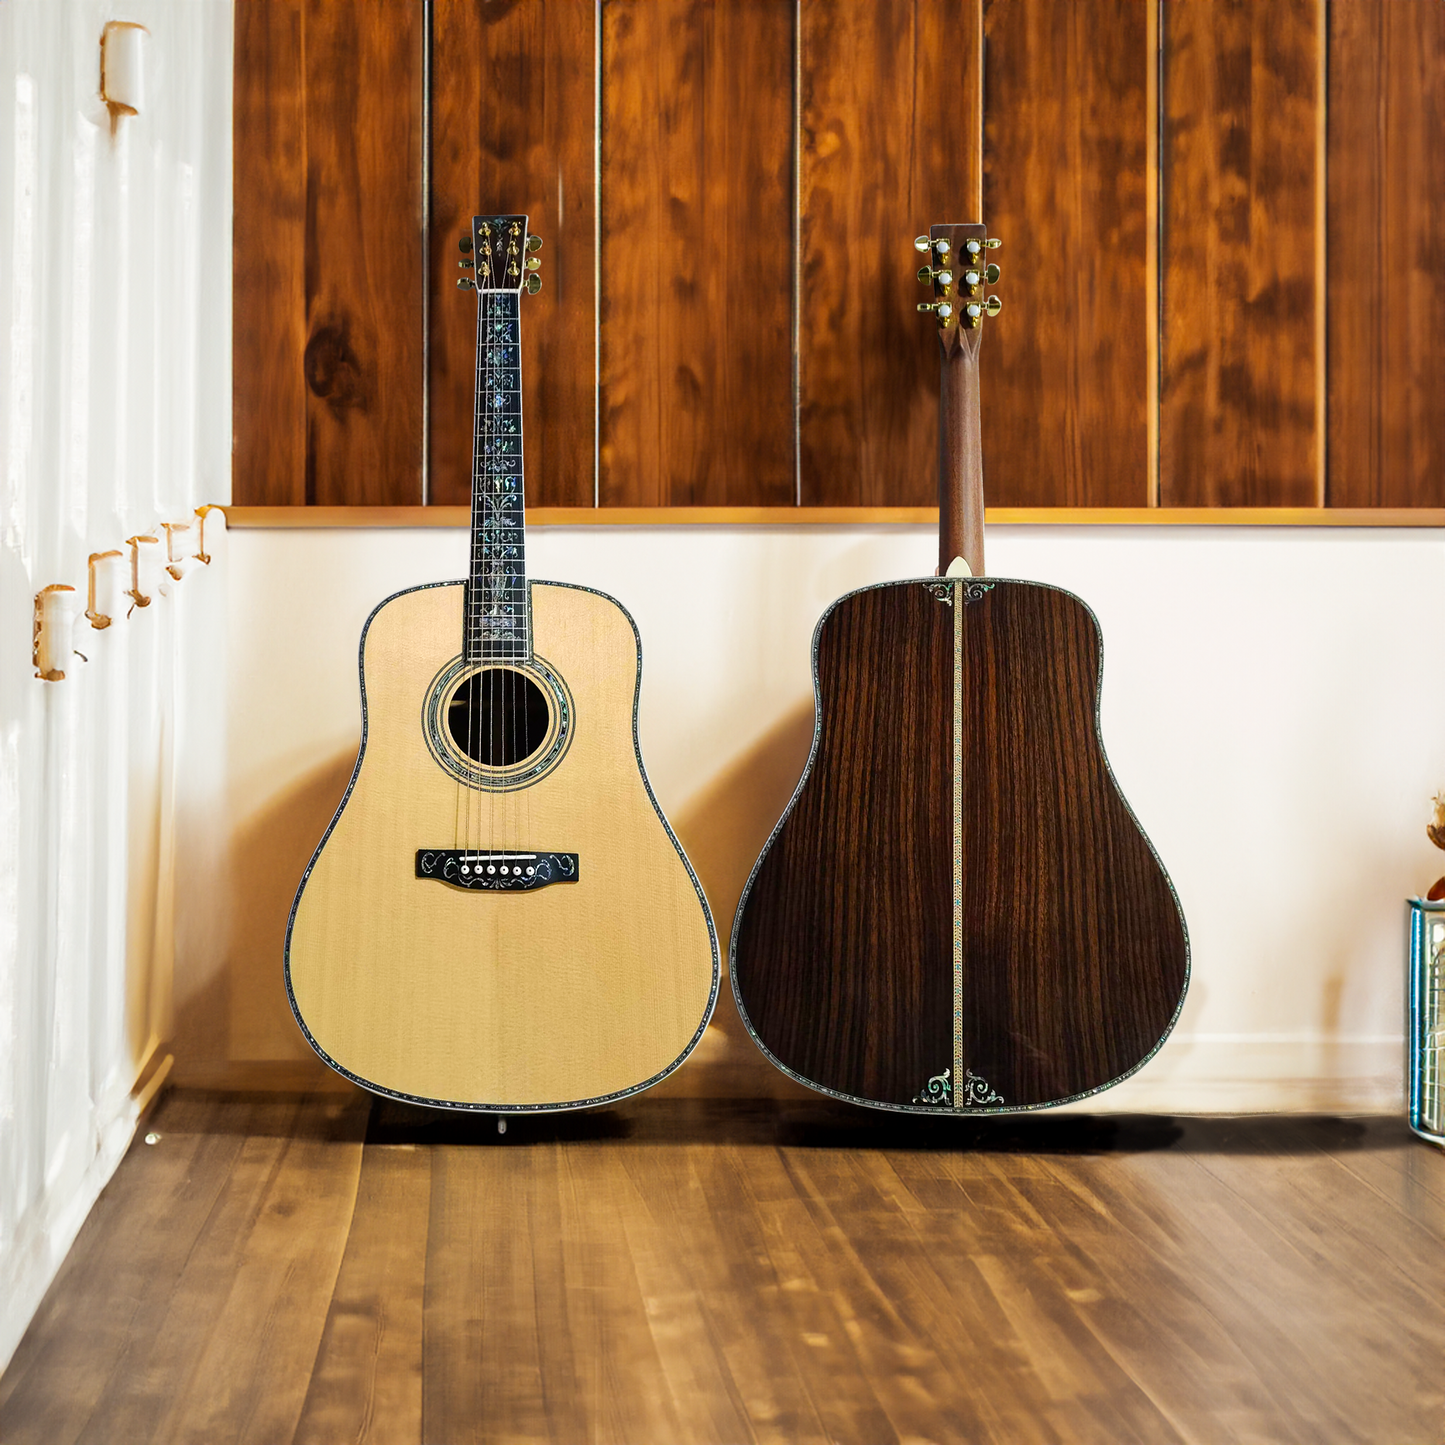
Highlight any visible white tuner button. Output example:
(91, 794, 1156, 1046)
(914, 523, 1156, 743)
(488, 865, 496, 874)
(461, 865, 470, 875)
(526, 867, 535, 876)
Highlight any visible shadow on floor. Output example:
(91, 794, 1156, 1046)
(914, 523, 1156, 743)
(357, 1094, 1401, 1157)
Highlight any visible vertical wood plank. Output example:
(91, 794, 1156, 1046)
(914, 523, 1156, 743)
(797, 2, 982, 507)
(1159, 0, 1322, 507)
(291, 1144, 429, 1445)
(429, 0, 597, 509)
(981, 0, 1152, 507)
(232, 0, 307, 505)
(147, 1102, 369, 1445)
(1326, 1, 1445, 508)
(599, 0, 795, 507)
(232, 1, 424, 507)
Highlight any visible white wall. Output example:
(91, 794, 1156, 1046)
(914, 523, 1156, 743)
(203, 520, 1445, 1115)
(0, 0, 232, 1373)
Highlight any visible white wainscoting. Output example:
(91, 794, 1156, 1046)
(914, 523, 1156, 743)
(0, 0, 232, 1373)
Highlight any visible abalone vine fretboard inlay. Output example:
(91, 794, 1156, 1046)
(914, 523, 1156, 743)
(467, 278, 529, 663)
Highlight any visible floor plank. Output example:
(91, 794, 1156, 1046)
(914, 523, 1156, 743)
(2, 1097, 1441, 1445)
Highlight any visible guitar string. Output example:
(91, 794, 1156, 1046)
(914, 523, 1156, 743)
(519, 222, 533, 875)
(479, 239, 492, 868)
(457, 233, 479, 860)
(503, 227, 516, 867)
(482, 236, 494, 867)
(508, 221, 519, 870)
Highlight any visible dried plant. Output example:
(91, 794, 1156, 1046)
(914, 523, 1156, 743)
(1431, 793, 1445, 853)
(1428, 794, 1445, 900)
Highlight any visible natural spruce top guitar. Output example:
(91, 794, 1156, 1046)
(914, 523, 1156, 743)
(731, 222, 1188, 1113)
(286, 213, 718, 1113)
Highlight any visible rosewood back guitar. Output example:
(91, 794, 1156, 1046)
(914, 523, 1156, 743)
(731, 223, 1188, 1113)
(286, 214, 718, 1112)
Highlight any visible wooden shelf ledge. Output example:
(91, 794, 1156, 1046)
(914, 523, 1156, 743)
(221, 505, 1445, 529)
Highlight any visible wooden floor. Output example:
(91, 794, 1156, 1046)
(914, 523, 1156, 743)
(1, 1092, 1441, 1445)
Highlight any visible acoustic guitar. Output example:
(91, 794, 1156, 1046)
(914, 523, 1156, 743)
(731, 223, 1188, 1113)
(286, 213, 718, 1112)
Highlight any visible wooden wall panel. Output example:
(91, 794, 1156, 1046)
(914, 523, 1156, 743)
(233, 1, 424, 506)
(598, 1, 794, 507)
(1326, 0, 1445, 508)
(797, 2, 982, 507)
(1159, 0, 1321, 508)
(429, 0, 596, 509)
(233, 2, 306, 506)
(981, 0, 1151, 507)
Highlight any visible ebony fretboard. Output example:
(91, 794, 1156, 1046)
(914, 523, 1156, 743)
(465, 291, 528, 663)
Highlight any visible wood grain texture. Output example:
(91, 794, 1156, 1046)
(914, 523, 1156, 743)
(982, 0, 1151, 506)
(0, 1094, 369, 1445)
(232, 1, 307, 507)
(286, 580, 718, 1107)
(1159, 0, 1321, 507)
(232, 1, 424, 506)
(292, 1142, 429, 1444)
(1326, 0, 1445, 508)
(599, 0, 794, 506)
(798, 1, 982, 506)
(733, 580, 1187, 1109)
(734, 583, 956, 1106)
(5, 1100, 1443, 1443)
(429, 0, 596, 508)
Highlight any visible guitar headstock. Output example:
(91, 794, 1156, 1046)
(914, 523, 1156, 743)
(915, 223, 1001, 352)
(456, 213, 543, 297)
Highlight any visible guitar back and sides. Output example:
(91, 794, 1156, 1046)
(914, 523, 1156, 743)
(731, 223, 1189, 1113)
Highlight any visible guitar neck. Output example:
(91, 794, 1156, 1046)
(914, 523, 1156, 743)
(938, 327, 985, 577)
(466, 284, 529, 663)
(917, 221, 1000, 579)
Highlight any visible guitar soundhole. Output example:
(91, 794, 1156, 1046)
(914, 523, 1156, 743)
(446, 667, 552, 767)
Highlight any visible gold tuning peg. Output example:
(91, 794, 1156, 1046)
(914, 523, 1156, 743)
(984, 237, 1001, 249)
(914, 235, 931, 253)
(525, 256, 540, 271)
(524, 273, 542, 295)
(459, 235, 473, 253)
(457, 277, 475, 291)
(916, 265, 934, 284)
(526, 234, 543, 252)
(458, 258, 474, 269)
(984, 295, 1002, 317)
(917, 301, 955, 321)
(985, 263, 1000, 284)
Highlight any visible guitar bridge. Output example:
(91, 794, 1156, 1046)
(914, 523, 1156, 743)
(415, 849, 578, 892)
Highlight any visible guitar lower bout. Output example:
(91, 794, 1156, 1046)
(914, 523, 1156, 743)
(285, 578, 719, 1111)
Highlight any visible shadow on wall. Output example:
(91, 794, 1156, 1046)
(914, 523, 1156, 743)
(174, 750, 356, 1089)
(175, 703, 820, 1099)
(656, 702, 817, 1099)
